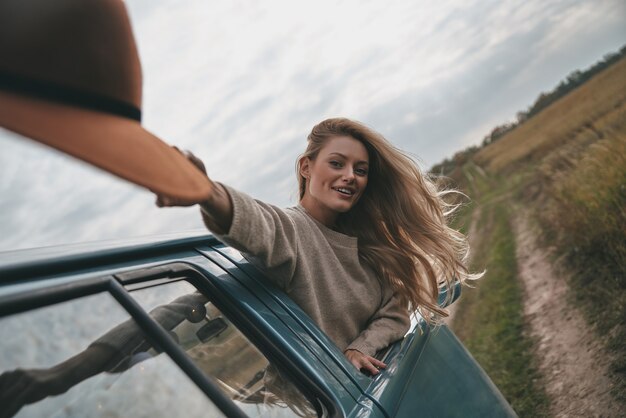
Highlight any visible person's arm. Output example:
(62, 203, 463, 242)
(0, 344, 120, 418)
(156, 151, 299, 289)
(198, 182, 233, 235)
(156, 151, 233, 234)
(344, 289, 411, 375)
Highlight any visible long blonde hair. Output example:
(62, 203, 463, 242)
(297, 117, 478, 320)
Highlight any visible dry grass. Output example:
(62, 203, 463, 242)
(537, 119, 626, 256)
(534, 127, 626, 401)
(448, 55, 626, 408)
(474, 58, 626, 174)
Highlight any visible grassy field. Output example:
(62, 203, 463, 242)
(443, 55, 626, 412)
(473, 58, 626, 174)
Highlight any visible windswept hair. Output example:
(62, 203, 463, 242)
(297, 118, 480, 321)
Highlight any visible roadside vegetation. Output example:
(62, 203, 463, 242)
(450, 169, 550, 417)
(435, 46, 626, 413)
(533, 121, 626, 402)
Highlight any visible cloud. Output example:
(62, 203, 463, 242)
(1, 0, 624, 251)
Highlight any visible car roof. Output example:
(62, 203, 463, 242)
(0, 231, 220, 282)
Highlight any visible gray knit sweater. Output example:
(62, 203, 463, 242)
(214, 185, 410, 356)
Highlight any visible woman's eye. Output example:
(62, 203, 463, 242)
(329, 160, 342, 168)
(355, 168, 368, 176)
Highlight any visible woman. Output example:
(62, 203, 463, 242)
(158, 117, 476, 375)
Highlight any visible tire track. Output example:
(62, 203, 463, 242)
(513, 214, 621, 417)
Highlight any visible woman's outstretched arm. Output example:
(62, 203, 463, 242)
(198, 181, 233, 235)
(155, 150, 299, 289)
(155, 150, 233, 234)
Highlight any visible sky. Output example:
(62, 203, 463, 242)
(1, 0, 624, 252)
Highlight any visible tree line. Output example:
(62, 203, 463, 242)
(431, 44, 626, 176)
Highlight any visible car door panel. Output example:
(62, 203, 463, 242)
(1, 234, 516, 418)
(201, 245, 372, 391)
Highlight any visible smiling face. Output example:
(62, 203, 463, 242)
(299, 135, 369, 227)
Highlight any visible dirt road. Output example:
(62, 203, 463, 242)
(513, 215, 622, 417)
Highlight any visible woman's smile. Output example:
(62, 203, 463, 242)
(299, 135, 369, 227)
(332, 186, 356, 197)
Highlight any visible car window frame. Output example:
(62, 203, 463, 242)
(0, 254, 350, 417)
(116, 260, 334, 417)
(0, 268, 245, 418)
(204, 244, 400, 413)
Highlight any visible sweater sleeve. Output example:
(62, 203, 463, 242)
(212, 184, 299, 290)
(345, 284, 411, 357)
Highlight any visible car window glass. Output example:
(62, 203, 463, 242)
(0, 291, 225, 418)
(130, 279, 318, 418)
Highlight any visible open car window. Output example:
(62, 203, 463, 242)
(0, 268, 321, 418)
(128, 279, 318, 418)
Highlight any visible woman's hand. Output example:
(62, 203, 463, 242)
(155, 150, 209, 207)
(155, 149, 233, 234)
(344, 349, 386, 376)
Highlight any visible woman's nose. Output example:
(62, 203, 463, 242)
(342, 169, 355, 182)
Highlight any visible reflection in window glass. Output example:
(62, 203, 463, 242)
(0, 292, 224, 418)
(130, 280, 318, 417)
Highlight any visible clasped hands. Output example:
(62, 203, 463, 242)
(155, 150, 233, 234)
(156, 149, 209, 208)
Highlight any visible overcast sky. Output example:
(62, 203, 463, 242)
(1, 0, 624, 252)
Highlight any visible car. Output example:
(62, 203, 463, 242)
(0, 232, 516, 418)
